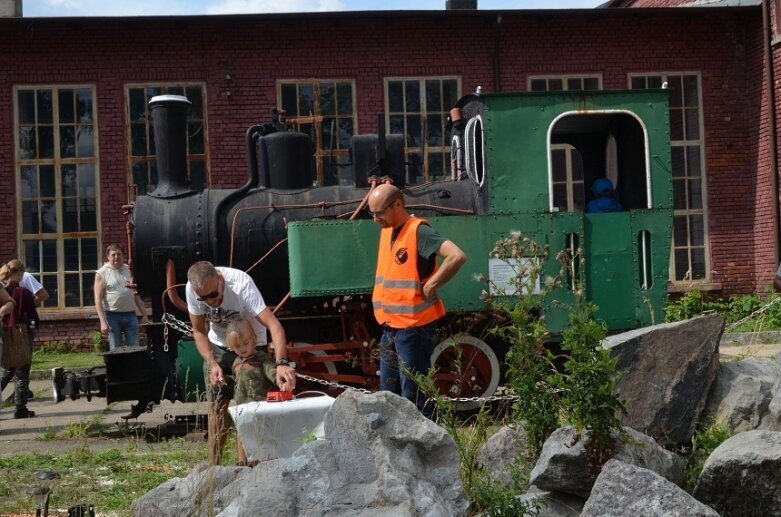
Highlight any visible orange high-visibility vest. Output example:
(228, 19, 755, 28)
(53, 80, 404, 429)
(372, 217, 446, 329)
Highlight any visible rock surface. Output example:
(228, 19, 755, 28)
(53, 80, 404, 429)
(704, 358, 779, 432)
(477, 424, 528, 488)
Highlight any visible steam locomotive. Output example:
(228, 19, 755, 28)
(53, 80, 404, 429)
(59, 87, 673, 411)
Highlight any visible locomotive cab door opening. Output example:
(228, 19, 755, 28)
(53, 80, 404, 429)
(549, 111, 650, 329)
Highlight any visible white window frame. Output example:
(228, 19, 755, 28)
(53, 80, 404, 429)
(527, 74, 603, 92)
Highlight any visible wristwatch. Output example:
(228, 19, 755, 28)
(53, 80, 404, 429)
(276, 358, 296, 368)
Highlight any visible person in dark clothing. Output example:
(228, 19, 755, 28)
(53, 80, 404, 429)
(0, 262, 38, 418)
(586, 178, 623, 213)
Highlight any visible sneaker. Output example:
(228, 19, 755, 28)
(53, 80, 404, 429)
(14, 408, 36, 419)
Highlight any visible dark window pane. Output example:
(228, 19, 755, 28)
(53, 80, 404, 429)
(630, 77, 646, 89)
(186, 86, 203, 119)
(338, 119, 353, 149)
(671, 147, 685, 178)
(685, 108, 700, 140)
(688, 179, 703, 210)
(64, 273, 81, 307)
(323, 157, 338, 187)
(669, 109, 683, 141)
(21, 166, 37, 198)
(530, 79, 547, 92)
(673, 178, 686, 209)
(388, 81, 404, 113)
(64, 239, 79, 270)
(167, 86, 183, 96)
(298, 83, 314, 115)
(19, 126, 36, 159)
(406, 115, 421, 147)
(426, 114, 442, 146)
(692, 247, 706, 279)
(406, 152, 422, 184)
(405, 81, 420, 112)
(82, 238, 98, 270)
(189, 159, 206, 191)
(82, 274, 95, 306)
(40, 165, 55, 197)
(42, 240, 57, 272)
(690, 215, 705, 246)
(146, 86, 162, 99)
(322, 117, 335, 149)
(553, 184, 568, 211)
(674, 249, 689, 281)
(41, 200, 57, 233)
(188, 122, 204, 154)
(38, 126, 54, 159)
(428, 152, 444, 180)
(647, 76, 663, 89)
(337, 83, 352, 116)
(683, 75, 699, 108)
(686, 146, 701, 178)
(571, 149, 584, 181)
(673, 215, 688, 246)
(426, 80, 442, 111)
(76, 125, 94, 157)
(149, 123, 156, 156)
(150, 160, 158, 187)
(132, 161, 148, 193)
(389, 115, 404, 135)
(320, 82, 335, 116)
(61, 164, 77, 196)
(58, 89, 75, 123)
(573, 182, 585, 211)
(18, 90, 35, 124)
(281, 84, 297, 115)
(548, 79, 563, 91)
(668, 76, 683, 108)
(60, 125, 76, 158)
(583, 78, 600, 90)
(129, 88, 147, 122)
(79, 163, 96, 197)
(567, 78, 583, 91)
(131, 123, 148, 156)
(24, 241, 41, 272)
(551, 149, 566, 182)
(36, 90, 53, 124)
(443, 80, 458, 109)
(22, 201, 39, 233)
(80, 198, 97, 231)
(41, 274, 57, 308)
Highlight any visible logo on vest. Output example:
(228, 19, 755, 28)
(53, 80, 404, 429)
(394, 248, 409, 265)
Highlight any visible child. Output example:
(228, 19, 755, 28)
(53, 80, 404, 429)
(225, 319, 287, 465)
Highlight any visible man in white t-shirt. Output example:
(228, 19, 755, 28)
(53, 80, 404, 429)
(186, 260, 296, 465)
(18, 270, 49, 306)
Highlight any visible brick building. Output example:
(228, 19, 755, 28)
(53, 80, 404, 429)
(0, 0, 778, 346)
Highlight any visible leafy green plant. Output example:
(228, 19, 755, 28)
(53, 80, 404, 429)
(665, 290, 781, 332)
(90, 331, 108, 353)
(682, 419, 731, 492)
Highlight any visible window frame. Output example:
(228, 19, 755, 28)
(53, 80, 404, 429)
(276, 79, 357, 187)
(124, 83, 209, 199)
(14, 84, 101, 312)
(629, 71, 711, 286)
(383, 76, 462, 184)
(527, 74, 603, 92)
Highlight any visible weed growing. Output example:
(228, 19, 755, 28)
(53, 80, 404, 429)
(681, 419, 731, 493)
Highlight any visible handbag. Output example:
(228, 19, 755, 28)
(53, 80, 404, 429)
(1, 324, 32, 369)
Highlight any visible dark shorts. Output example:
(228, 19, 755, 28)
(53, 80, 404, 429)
(204, 344, 237, 403)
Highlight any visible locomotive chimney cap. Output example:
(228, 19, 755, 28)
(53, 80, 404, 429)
(149, 94, 191, 106)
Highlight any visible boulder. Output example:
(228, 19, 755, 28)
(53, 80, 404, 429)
(704, 358, 779, 433)
(693, 430, 781, 516)
(516, 488, 584, 517)
(581, 459, 718, 516)
(477, 425, 528, 487)
(603, 313, 723, 443)
(529, 426, 685, 498)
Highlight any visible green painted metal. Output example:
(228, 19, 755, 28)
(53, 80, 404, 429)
(177, 339, 206, 403)
(286, 89, 673, 334)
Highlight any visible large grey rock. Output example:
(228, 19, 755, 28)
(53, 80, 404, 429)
(529, 426, 685, 498)
(516, 488, 584, 516)
(693, 430, 781, 516)
(131, 462, 249, 516)
(477, 425, 528, 488)
(704, 358, 779, 432)
(603, 313, 724, 443)
(581, 459, 718, 517)
(217, 390, 469, 517)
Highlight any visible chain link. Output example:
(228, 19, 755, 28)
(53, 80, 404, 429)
(162, 312, 194, 336)
(725, 296, 781, 332)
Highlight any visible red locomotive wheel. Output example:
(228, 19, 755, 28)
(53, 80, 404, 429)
(430, 334, 500, 411)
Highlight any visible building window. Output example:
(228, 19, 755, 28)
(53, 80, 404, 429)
(15, 86, 100, 309)
(631, 73, 709, 283)
(385, 78, 461, 184)
(528, 75, 602, 92)
(278, 80, 356, 187)
(126, 84, 208, 197)
(551, 144, 586, 212)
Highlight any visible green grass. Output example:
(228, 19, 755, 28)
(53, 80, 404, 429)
(31, 350, 103, 371)
(0, 431, 237, 515)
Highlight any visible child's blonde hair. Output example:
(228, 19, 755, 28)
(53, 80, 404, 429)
(225, 319, 256, 351)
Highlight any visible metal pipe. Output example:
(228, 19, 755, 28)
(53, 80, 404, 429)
(164, 259, 188, 313)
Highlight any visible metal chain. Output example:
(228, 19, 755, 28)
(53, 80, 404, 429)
(295, 372, 518, 403)
(162, 312, 193, 337)
(725, 296, 781, 332)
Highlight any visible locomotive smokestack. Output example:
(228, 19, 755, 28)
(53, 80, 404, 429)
(148, 95, 192, 198)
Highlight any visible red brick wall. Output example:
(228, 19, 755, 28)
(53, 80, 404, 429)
(0, 7, 771, 344)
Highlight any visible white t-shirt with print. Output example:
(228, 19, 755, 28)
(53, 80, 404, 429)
(186, 267, 268, 349)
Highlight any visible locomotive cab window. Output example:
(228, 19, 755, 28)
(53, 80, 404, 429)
(548, 112, 648, 213)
